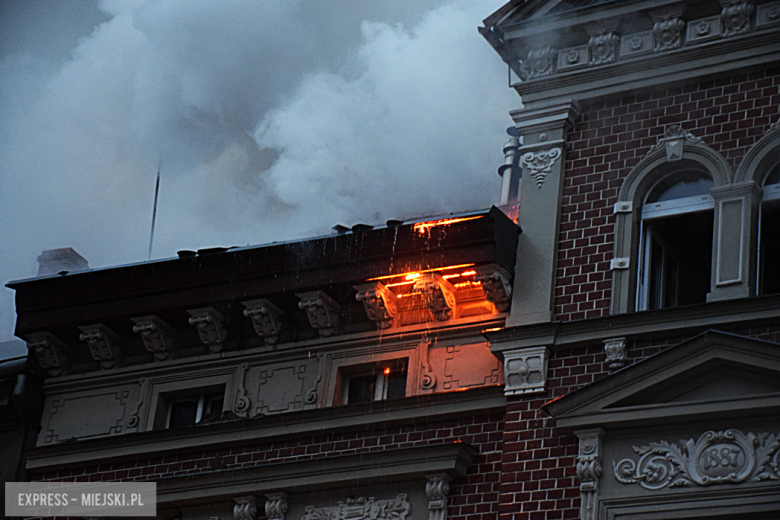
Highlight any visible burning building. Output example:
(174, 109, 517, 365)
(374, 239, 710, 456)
(6, 0, 780, 519)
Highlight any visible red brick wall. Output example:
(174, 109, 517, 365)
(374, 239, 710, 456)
(555, 66, 780, 322)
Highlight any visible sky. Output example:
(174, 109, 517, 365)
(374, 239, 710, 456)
(0, 0, 518, 341)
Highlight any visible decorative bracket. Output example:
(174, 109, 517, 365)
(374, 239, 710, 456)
(426, 474, 452, 520)
(610, 258, 630, 270)
(613, 201, 632, 213)
(242, 299, 283, 345)
(576, 429, 604, 520)
(603, 337, 627, 369)
(520, 148, 561, 189)
(79, 324, 122, 369)
(652, 125, 702, 161)
(354, 282, 398, 329)
(187, 307, 227, 353)
(131, 315, 175, 361)
(234, 495, 258, 520)
(26, 332, 68, 377)
(297, 290, 341, 337)
(503, 346, 549, 396)
(414, 274, 457, 321)
(474, 265, 513, 312)
(265, 492, 288, 520)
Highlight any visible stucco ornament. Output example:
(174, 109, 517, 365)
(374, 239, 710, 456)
(426, 474, 452, 520)
(242, 299, 283, 345)
(188, 307, 227, 353)
(520, 47, 557, 79)
(653, 17, 686, 51)
(721, 1, 755, 36)
(651, 125, 702, 161)
(26, 332, 68, 377)
(577, 430, 604, 520)
(589, 31, 620, 65)
(354, 282, 398, 330)
(521, 148, 561, 189)
(264, 492, 288, 520)
(79, 324, 121, 369)
(503, 346, 548, 395)
(302, 495, 411, 520)
(603, 337, 627, 369)
(297, 290, 341, 337)
(474, 265, 513, 312)
(132, 316, 175, 361)
(414, 274, 457, 321)
(234, 496, 258, 520)
(613, 429, 780, 489)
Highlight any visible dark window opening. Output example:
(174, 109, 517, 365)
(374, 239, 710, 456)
(759, 199, 780, 295)
(641, 211, 713, 309)
(646, 169, 713, 203)
(342, 359, 408, 405)
(154, 386, 225, 430)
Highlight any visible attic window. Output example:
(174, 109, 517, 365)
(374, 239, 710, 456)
(341, 358, 408, 405)
(154, 385, 225, 429)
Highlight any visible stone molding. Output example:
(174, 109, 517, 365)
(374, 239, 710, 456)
(521, 46, 557, 79)
(425, 474, 452, 520)
(502, 346, 549, 396)
(131, 315, 175, 361)
(588, 31, 620, 65)
(734, 116, 780, 183)
(79, 324, 122, 369)
(26, 332, 68, 377)
(233, 495, 258, 520)
(414, 274, 457, 321)
(721, 0, 755, 37)
(474, 265, 513, 312)
(613, 429, 780, 489)
(603, 337, 627, 370)
(242, 299, 283, 345)
(354, 282, 398, 330)
(297, 290, 341, 337)
(520, 148, 562, 189)
(653, 16, 687, 51)
(302, 495, 411, 520)
(265, 492, 288, 520)
(576, 429, 604, 520)
(187, 307, 227, 353)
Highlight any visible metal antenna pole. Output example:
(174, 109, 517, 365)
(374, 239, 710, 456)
(148, 161, 161, 260)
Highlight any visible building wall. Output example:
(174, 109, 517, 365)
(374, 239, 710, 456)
(555, 66, 780, 322)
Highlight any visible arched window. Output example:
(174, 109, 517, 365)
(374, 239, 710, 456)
(611, 126, 733, 314)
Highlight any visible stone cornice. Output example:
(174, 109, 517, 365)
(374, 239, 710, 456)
(485, 294, 780, 354)
(25, 386, 504, 472)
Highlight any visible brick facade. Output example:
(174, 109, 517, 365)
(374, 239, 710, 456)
(555, 67, 780, 322)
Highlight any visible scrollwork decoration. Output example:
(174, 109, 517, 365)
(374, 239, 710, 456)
(520, 148, 561, 189)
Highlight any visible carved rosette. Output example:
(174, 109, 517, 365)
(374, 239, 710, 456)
(503, 346, 549, 396)
(234, 495, 258, 520)
(520, 47, 557, 79)
(589, 31, 620, 65)
(79, 324, 122, 369)
(613, 429, 780, 489)
(651, 125, 703, 161)
(131, 315, 175, 361)
(721, 1, 755, 36)
(302, 495, 411, 520)
(26, 332, 68, 377)
(296, 290, 341, 337)
(653, 17, 686, 51)
(576, 429, 604, 520)
(603, 337, 627, 370)
(414, 274, 457, 321)
(242, 299, 283, 345)
(265, 492, 288, 520)
(520, 148, 561, 189)
(426, 474, 452, 520)
(187, 307, 227, 353)
(354, 282, 398, 330)
(474, 265, 513, 312)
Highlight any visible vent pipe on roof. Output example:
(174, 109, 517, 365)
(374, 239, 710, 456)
(37, 248, 89, 276)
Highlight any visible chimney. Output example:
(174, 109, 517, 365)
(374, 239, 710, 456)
(498, 126, 521, 222)
(37, 248, 89, 276)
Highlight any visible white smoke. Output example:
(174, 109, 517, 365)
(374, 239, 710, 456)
(0, 0, 516, 341)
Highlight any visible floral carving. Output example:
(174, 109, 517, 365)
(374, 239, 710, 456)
(653, 17, 686, 51)
(566, 49, 580, 64)
(79, 324, 121, 369)
(302, 495, 411, 520)
(26, 332, 68, 377)
(613, 429, 780, 490)
(520, 148, 561, 189)
(520, 47, 557, 79)
(297, 290, 341, 337)
(354, 282, 398, 329)
(629, 35, 644, 51)
(721, 1, 755, 36)
(696, 20, 711, 35)
(242, 299, 283, 345)
(589, 31, 620, 65)
(187, 307, 227, 353)
(132, 316, 175, 361)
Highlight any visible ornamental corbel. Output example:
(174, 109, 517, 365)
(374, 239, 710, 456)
(474, 265, 513, 312)
(265, 492, 289, 520)
(576, 429, 604, 520)
(79, 324, 122, 369)
(187, 307, 227, 353)
(603, 337, 627, 369)
(131, 315, 175, 361)
(242, 299, 283, 345)
(651, 125, 702, 161)
(520, 148, 561, 189)
(414, 274, 457, 321)
(234, 495, 259, 520)
(26, 332, 68, 377)
(721, 0, 755, 36)
(296, 290, 341, 337)
(354, 282, 398, 329)
(425, 474, 452, 520)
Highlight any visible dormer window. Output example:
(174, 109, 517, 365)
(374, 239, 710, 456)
(637, 169, 714, 310)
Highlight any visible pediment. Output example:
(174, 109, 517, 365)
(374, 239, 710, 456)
(545, 331, 780, 429)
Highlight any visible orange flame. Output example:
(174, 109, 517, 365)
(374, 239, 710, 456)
(412, 215, 484, 235)
(368, 263, 475, 282)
